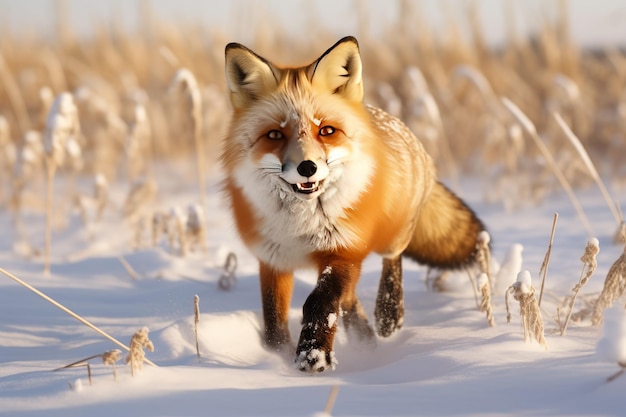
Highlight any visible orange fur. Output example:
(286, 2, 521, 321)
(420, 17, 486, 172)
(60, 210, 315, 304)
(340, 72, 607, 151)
(221, 37, 485, 372)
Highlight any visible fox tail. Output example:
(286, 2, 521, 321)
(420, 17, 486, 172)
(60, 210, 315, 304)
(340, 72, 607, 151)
(403, 181, 485, 269)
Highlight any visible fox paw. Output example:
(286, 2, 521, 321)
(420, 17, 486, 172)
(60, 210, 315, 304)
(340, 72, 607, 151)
(296, 348, 337, 373)
(374, 302, 404, 338)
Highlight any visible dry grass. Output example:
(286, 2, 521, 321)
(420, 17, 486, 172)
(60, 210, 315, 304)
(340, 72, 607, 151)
(0, 3, 624, 200)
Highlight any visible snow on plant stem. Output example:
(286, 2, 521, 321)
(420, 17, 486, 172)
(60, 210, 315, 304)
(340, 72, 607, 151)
(478, 273, 495, 327)
(560, 238, 599, 336)
(43, 92, 80, 275)
(126, 327, 155, 377)
(505, 270, 547, 349)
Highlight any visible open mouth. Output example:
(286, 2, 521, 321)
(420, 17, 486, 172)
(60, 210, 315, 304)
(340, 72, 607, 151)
(291, 181, 322, 194)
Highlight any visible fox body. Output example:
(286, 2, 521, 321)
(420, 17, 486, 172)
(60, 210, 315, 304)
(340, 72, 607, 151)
(221, 37, 485, 372)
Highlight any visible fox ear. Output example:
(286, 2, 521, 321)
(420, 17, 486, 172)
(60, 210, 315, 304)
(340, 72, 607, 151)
(309, 36, 363, 102)
(225, 43, 280, 109)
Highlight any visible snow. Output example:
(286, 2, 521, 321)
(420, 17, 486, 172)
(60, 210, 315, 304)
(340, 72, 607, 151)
(597, 306, 626, 364)
(1, 168, 625, 417)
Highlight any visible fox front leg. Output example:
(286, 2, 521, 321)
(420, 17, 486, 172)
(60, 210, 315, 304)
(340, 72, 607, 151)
(259, 263, 294, 350)
(374, 256, 404, 337)
(296, 261, 358, 372)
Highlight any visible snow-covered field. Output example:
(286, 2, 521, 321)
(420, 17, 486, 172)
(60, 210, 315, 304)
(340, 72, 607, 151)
(0, 163, 625, 417)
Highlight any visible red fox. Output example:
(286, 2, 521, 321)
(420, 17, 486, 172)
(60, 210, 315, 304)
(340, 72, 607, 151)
(221, 36, 485, 372)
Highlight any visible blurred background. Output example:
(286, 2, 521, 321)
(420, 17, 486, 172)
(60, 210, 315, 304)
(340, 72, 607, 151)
(2, 0, 625, 47)
(1, 0, 625, 218)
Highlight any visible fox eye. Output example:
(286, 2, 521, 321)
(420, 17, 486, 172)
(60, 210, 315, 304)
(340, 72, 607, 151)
(266, 130, 284, 140)
(319, 126, 336, 136)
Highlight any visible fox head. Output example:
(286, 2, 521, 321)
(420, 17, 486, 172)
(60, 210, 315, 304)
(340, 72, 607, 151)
(222, 37, 376, 220)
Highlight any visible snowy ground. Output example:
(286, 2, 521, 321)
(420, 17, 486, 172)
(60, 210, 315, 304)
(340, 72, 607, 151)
(0, 164, 625, 417)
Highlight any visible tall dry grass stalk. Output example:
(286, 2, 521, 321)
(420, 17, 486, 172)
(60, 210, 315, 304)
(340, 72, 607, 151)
(478, 273, 495, 327)
(560, 238, 599, 335)
(538, 213, 559, 307)
(502, 98, 592, 237)
(0, 115, 13, 205)
(323, 385, 340, 416)
(0, 53, 30, 135)
(0, 265, 155, 366)
(194, 294, 201, 358)
(553, 113, 621, 226)
(611, 202, 626, 245)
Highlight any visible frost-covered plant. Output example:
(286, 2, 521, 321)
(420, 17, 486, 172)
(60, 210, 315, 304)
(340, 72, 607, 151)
(102, 349, 122, 380)
(168, 206, 187, 256)
(505, 270, 547, 349)
(592, 245, 626, 326)
(596, 306, 626, 382)
(10, 130, 44, 234)
(125, 327, 154, 377)
(478, 273, 495, 327)
(560, 238, 599, 335)
(122, 178, 157, 249)
(170, 69, 206, 209)
(185, 204, 206, 253)
(44, 92, 79, 170)
(475, 231, 492, 287)
(42, 92, 80, 274)
(126, 104, 151, 181)
(151, 210, 169, 247)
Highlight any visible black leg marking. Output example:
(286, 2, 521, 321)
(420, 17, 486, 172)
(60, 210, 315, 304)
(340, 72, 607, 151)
(295, 265, 348, 372)
(374, 256, 404, 337)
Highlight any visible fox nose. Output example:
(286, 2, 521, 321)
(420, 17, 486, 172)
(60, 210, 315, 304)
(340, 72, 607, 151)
(297, 160, 317, 177)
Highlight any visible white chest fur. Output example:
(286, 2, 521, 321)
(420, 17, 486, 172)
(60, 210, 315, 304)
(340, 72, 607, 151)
(232, 152, 373, 270)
